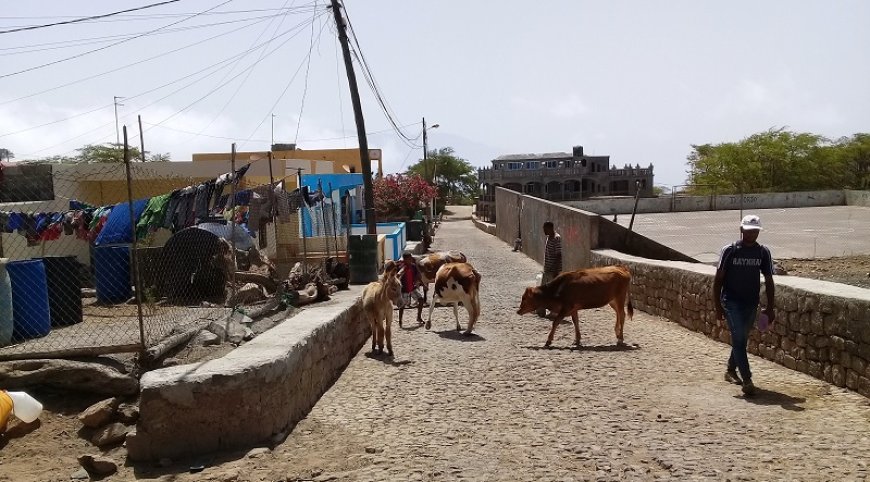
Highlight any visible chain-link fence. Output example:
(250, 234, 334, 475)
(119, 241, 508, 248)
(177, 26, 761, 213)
(0, 144, 359, 360)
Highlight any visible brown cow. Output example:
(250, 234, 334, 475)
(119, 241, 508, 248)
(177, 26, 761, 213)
(517, 265, 634, 348)
(426, 262, 481, 335)
(362, 263, 402, 356)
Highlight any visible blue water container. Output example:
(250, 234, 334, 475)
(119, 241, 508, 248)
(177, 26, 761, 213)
(0, 259, 14, 346)
(94, 245, 132, 304)
(6, 259, 51, 340)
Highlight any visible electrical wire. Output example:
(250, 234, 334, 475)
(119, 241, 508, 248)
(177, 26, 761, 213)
(239, 13, 329, 147)
(0, 0, 235, 80)
(294, 0, 320, 144)
(0, 0, 181, 35)
(1, 12, 292, 106)
(183, 0, 299, 142)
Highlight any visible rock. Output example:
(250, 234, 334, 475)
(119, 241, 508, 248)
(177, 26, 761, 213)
(246, 447, 271, 458)
(226, 283, 267, 306)
(70, 468, 90, 480)
(243, 327, 255, 341)
(226, 319, 247, 345)
(162, 358, 181, 367)
(0, 359, 138, 396)
(191, 331, 221, 347)
(78, 454, 118, 476)
(79, 398, 119, 428)
(116, 403, 139, 424)
(91, 422, 131, 447)
(207, 320, 228, 342)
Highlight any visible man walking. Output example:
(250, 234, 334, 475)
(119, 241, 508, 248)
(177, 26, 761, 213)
(538, 221, 562, 318)
(713, 214, 776, 396)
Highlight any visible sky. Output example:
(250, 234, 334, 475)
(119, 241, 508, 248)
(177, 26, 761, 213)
(0, 0, 868, 187)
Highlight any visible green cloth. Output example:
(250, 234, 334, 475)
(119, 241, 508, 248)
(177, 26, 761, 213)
(136, 194, 171, 240)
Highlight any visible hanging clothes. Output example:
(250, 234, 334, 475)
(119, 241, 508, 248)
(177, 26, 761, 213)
(194, 180, 216, 224)
(136, 193, 171, 240)
(95, 199, 149, 246)
(162, 190, 181, 230)
(174, 186, 197, 230)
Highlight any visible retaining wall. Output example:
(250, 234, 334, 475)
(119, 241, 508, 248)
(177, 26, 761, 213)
(846, 190, 870, 207)
(590, 249, 870, 398)
(127, 288, 367, 461)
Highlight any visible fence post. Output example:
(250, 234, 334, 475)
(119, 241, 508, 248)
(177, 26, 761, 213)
(229, 144, 238, 301)
(122, 127, 147, 350)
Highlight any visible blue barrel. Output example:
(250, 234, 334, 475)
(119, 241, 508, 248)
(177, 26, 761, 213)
(42, 256, 83, 326)
(0, 259, 14, 346)
(94, 245, 132, 304)
(6, 259, 51, 340)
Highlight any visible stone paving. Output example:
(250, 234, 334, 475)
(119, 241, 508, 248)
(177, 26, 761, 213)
(147, 207, 870, 482)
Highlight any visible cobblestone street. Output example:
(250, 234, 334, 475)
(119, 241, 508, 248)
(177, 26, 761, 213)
(147, 207, 870, 482)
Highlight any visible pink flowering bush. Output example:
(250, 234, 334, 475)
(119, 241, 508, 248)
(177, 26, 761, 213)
(373, 174, 437, 220)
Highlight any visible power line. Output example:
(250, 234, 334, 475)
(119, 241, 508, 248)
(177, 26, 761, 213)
(295, 0, 320, 144)
(1, 13, 319, 139)
(0, 12, 290, 106)
(0, 0, 181, 35)
(0, 0, 235, 80)
(0, 7, 317, 21)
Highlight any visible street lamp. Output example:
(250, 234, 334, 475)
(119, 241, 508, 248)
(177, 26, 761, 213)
(422, 117, 440, 221)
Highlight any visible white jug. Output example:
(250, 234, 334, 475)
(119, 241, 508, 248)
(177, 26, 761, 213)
(7, 391, 43, 423)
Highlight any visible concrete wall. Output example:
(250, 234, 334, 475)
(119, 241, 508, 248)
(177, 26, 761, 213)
(494, 187, 697, 267)
(564, 189, 847, 215)
(495, 187, 599, 271)
(590, 249, 870, 398)
(846, 190, 870, 207)
(128, 288, 367, 461)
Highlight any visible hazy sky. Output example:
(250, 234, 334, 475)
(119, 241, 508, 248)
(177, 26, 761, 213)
(1, 1, 868, 187)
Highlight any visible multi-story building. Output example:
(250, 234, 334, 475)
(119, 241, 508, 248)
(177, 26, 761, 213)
(476, 145, 654, 221)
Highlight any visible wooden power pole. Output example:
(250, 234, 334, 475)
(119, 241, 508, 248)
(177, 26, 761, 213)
(330, 0, 377, 235)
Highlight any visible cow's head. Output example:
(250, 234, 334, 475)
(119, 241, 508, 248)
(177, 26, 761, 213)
(516, 286, 542, 315)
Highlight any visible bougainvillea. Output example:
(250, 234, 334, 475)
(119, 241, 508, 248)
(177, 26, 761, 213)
(373, 173, 438, 220)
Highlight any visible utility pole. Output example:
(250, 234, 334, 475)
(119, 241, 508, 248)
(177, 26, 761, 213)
(423, 117, 429, 180)
(330, 0, 376, 235)
(113, 96, 124, 146)
(271, 113, 276, 147)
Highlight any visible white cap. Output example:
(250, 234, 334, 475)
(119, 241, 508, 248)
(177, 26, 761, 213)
(741, 214, 762, 231)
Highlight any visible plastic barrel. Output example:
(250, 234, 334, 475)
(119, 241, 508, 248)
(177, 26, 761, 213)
(0, 259, 14, 346)
(406, 220, 424, 242)
(348, 234, 379, 284)
(94, 245, 132, 304)
(42, 256, 83, 326)
(6, 259, 51, 340)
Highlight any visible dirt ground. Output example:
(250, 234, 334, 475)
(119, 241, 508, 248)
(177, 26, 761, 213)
(779, 254, 870, 289)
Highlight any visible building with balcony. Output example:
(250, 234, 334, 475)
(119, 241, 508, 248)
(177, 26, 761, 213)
(476, 145, 654, 222)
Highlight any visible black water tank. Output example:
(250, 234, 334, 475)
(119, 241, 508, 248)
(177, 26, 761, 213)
(572, 145, 584, 157)
(406, 220, 424, 242)
(348, 234, 379, 284)
(41, 256, 83, 326)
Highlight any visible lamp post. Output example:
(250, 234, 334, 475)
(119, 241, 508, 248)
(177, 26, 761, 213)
(422, 117, 440, 221)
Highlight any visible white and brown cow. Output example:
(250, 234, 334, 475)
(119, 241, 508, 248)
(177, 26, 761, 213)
(362, 262, 402, 356)
(426, 262, 481, 335)
(416, 250, 467, 303)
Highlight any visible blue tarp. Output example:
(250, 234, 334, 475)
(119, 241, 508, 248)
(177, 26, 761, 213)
(301, 173, 363, 195)
(195, 222, 254, 251)
(94, 199, 149, 246)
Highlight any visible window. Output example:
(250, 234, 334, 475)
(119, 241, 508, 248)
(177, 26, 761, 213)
(524, 161, 540, 170)
(507, 162, 523, 170)
(544, 160, 560, 169)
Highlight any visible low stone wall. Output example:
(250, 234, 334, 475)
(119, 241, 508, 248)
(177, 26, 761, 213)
(591, 249, 870, 398)
(127, 288, 367, 461)
(471, 215, 496, 236)
(846, 190, 870, 207)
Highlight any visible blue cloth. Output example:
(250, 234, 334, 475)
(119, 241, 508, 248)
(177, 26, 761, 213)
(7, 212, 23, 231)
(724, 299, 757, 382)
(95, 199, 149, 245)
(717, 241, 773, 304)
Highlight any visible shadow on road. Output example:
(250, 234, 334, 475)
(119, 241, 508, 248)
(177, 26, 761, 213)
(434, 330, 486, 342)
(522, 343, 641, 352)
(737, 387, 806, 412)
(364, 351, 415, 367)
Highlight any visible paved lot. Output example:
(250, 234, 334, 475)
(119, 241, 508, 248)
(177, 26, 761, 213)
(615, 206, 870, 263)
(143, 207, 870, 481)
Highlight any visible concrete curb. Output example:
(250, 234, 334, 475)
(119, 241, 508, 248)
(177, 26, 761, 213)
(127, 288, 366, 461)
(471, 215, 496, 236)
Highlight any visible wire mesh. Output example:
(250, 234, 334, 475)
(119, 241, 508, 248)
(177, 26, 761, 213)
(0, 156, 364, 360)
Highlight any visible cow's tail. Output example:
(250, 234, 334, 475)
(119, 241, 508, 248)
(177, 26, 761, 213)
(627, 296, 634, 320)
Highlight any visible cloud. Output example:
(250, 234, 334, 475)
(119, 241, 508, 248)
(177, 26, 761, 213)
(510, 93, 591, 119)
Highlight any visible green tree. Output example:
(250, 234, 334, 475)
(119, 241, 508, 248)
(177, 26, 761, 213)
(18, 143, 170, 164)
(0, 148, 13, 162)
(685, 128, 864, 194)
(407, 147, 478, 205)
